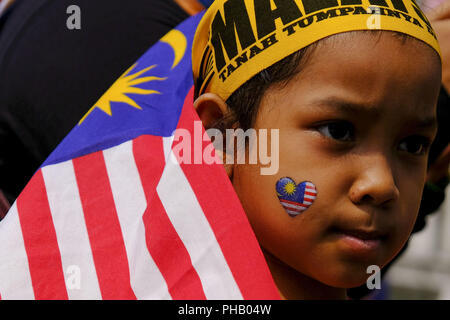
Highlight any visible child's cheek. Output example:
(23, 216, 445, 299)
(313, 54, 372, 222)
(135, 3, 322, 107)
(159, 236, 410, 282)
(232, 161, 328, 250)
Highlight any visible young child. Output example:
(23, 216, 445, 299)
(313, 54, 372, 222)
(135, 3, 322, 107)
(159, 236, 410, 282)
(191, 0, 443, 299)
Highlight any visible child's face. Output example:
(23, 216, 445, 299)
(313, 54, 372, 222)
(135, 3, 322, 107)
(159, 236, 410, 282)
(230, 33, 442, 289)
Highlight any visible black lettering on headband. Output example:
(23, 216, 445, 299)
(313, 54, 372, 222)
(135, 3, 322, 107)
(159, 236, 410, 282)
(339, 7, 355, 15)
(302, 0, 339, 15)
(297, 15, 315, 28)
(247, 45, 262, 60)
(341, 0, 364, 4)
(195, 45, 212, 98)
(235, 52, 249, 68)
(315, 8, 340, 22)
(398, 10, 412, 21)
(282, 7, 357, 37)
(254, 0, 303, 39)
(303, 0, 409, 15)
(211, 0, 256, 72)
(206, 0, 433, 88)
(218, 33, 278, 82)
(261, 33, 279, 49)
(226, 63, 237, 77)
(199, 71, 216, 96)
(282, 4, 425, 40)
(343, 0, 408, 13)
(369, 6, 423, 27)
(353, 6, 370, 14)
(390, 0, 408, 12)
(366, 0, 389, 7)
(210, 0, 417, 72)
(385, 8, 402, 18)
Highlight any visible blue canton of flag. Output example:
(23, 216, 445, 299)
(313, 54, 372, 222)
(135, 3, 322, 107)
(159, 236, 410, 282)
(43, 13, 202, 167)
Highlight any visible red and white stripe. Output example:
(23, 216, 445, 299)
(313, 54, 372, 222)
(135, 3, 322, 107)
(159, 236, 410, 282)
(303, 182, 317, 205)
(280, 199, 309, 216)
(0, 88, 280, 300)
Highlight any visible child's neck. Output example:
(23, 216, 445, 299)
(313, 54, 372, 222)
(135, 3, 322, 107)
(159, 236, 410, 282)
(262, 249, 347, 300)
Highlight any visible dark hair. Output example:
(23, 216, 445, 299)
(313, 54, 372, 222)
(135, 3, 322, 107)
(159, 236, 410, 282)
(208, 31, 432, 133)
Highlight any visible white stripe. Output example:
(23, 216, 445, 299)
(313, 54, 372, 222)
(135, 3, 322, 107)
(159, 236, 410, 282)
(163, 136, 175, 163)
(0, 203, 35, 299)
(103, 141, 171, 300)
(304, 196, 316, 201)
(303, 201, 313, 205)
(42, 161, 102, 300)
(157, 152, 243, 300)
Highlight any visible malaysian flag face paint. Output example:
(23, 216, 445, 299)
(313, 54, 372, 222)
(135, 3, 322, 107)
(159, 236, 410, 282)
(276, 178, 317, 217)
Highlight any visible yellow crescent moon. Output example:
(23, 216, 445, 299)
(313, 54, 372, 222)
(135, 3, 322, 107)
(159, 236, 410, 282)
(160, 29, 187, 69)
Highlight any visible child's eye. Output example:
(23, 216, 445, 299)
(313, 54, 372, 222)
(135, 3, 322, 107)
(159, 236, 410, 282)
(398, 136, 431, 156)
(317, 121, 355, 142)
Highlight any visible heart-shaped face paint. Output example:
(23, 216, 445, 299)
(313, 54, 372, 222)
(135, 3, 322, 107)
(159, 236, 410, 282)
(276, 177, 317, 217)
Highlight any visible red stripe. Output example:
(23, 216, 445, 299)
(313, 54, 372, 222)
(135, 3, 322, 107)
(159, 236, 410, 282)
(305, 191, 317, 196)
(73, 152, 136, 300)
(280, 199, 308, 207)
(133, 135, 206, 300)
(174, 87, 280, 300)
(16, 170, 68, 299)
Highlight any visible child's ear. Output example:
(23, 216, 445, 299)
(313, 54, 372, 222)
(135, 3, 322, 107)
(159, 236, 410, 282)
(193, 93, 234, 179)
(193, 93, 228, 129)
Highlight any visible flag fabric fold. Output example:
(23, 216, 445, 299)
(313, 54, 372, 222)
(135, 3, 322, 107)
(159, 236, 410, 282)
(0, 12, 280, 300)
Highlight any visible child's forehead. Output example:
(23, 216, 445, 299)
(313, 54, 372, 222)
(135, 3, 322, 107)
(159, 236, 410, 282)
(258, 35, 440, 123)
(294, 32, 441, 86)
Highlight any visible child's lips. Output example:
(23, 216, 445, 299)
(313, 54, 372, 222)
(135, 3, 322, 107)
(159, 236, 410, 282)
(332, 227, 388, 256)
(338, 229, 387, 241)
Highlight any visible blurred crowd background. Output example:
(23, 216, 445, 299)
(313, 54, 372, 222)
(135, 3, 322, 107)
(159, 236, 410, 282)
(376, 188, 450, 299)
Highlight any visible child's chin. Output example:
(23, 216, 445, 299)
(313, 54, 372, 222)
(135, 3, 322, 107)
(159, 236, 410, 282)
(320, 276, 369, 290)
(314, 264, 379, 289)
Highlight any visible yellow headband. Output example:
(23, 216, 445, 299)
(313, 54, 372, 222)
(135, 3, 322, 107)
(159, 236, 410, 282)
(192, 0, 441, 101)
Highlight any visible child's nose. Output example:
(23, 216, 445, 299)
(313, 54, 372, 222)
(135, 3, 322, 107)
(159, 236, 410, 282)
(348, 155, 400, 207)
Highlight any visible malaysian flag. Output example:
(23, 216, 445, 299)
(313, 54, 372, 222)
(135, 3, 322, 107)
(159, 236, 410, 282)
(276, 178, 318, 217)
(0, 13, 280, 300)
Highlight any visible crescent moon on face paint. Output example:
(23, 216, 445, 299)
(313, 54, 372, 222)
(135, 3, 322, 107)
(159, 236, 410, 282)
(160, 29, 187, 70)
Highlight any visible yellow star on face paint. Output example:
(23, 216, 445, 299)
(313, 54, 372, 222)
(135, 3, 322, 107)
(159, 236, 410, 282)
(79, 64, 166, 125)
(284, 182, 297, 196)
